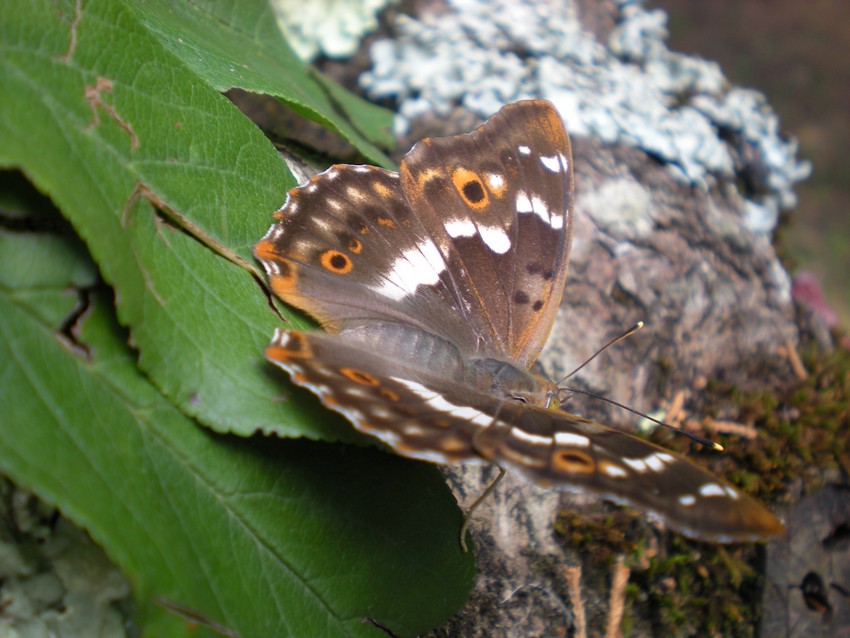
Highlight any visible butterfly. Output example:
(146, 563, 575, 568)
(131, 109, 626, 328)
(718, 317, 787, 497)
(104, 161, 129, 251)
(254, 100, 783, 542)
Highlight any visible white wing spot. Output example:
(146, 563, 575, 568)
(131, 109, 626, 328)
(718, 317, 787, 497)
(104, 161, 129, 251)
(516, 191, 532, 213)
(623, 457, 648, 473)
(369, 406, 394, 420)
(479, 225, 511, 254)
(540, 155, 563, 172)
(518, 145, 531, 155)
(724, 485, 740, 500)
(487, 173, 505, 190)
(392, 377, 493, 427)
(262, 261, 281, 276)
(698, 483, 726, 498)
(373, 241, 446, 301)
(602, 463, 627, 478)
(403, 423, 428, 437)
(509, 427, 551, 446)
(554, 432, 591, 447)
(679, 494, 697, 507)
(311, 215, 332, 232)
(266, 226, 284, 241)
(644, 452, 671, 473)
(515, 192, 562, 230)
(445, 218, 476, 238)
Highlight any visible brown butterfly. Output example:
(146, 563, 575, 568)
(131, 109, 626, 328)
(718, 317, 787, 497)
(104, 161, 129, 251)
(254, 100, 783, 542)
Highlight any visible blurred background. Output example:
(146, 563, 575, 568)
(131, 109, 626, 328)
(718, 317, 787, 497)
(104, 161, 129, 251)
(651, 0, 850, 330)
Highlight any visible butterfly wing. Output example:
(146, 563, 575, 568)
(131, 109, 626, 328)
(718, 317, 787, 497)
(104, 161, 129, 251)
(254, 100, 573, 368)
(471, 401, 785, 542)
(265, 327, 490, 464)
(266, 328, 783, 542)
(401, 100, 574, 368)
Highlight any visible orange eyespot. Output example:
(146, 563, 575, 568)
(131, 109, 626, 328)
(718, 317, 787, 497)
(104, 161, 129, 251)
(451, 167, 489, 210)
(552, 450, 595, 474)
(319, 249, 353, 274)
(339, 368, 380, 386)
(377, 387, 399, 402)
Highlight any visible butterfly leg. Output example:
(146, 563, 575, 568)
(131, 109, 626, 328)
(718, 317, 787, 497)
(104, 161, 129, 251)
(459, 466, 507, 553)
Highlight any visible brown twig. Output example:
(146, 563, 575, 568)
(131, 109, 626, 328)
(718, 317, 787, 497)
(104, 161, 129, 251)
(563, 564, 587, 638)
(690, 417, 758, 440)
(605, 557, 630, 638)
(781, 337, 808, 381)
(663, 389, 687, 425)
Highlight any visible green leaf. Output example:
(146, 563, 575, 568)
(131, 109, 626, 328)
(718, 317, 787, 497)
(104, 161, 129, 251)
(0, 0, 388, 440)
(0, 228, 474, 637)
(127, 0, 395, 165)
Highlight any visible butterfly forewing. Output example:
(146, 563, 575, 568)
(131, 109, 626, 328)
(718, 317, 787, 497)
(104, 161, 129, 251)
(471, 402, 785, 542)
(400, 101, 574, 367)
(266, 328, 782, 542)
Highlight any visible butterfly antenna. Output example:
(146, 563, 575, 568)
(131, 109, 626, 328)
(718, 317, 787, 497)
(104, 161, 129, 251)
(557, 322, 644, 385)
(560, 387, 723, 450)
(555, 321, 722, 451)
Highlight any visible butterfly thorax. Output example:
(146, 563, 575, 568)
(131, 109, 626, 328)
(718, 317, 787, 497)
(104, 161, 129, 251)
(462, 357, 557, 408)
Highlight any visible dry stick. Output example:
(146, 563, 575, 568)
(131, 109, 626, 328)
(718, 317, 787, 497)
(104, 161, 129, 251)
(696, 417, 758, 440)
(563, 564, 587, 638)
(783, 337, 808, 381)
(663, 388, 687, 425)
(605, 557, 631, 638)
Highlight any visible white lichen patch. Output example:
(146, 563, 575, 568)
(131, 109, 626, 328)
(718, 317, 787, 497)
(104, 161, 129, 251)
(579, 178, 654, 239)
(360, 0, 810, 234)
(273, 0, 397, 61)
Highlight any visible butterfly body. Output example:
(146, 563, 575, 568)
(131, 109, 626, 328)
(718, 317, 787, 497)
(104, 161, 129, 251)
(255, 100, 783, 542)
